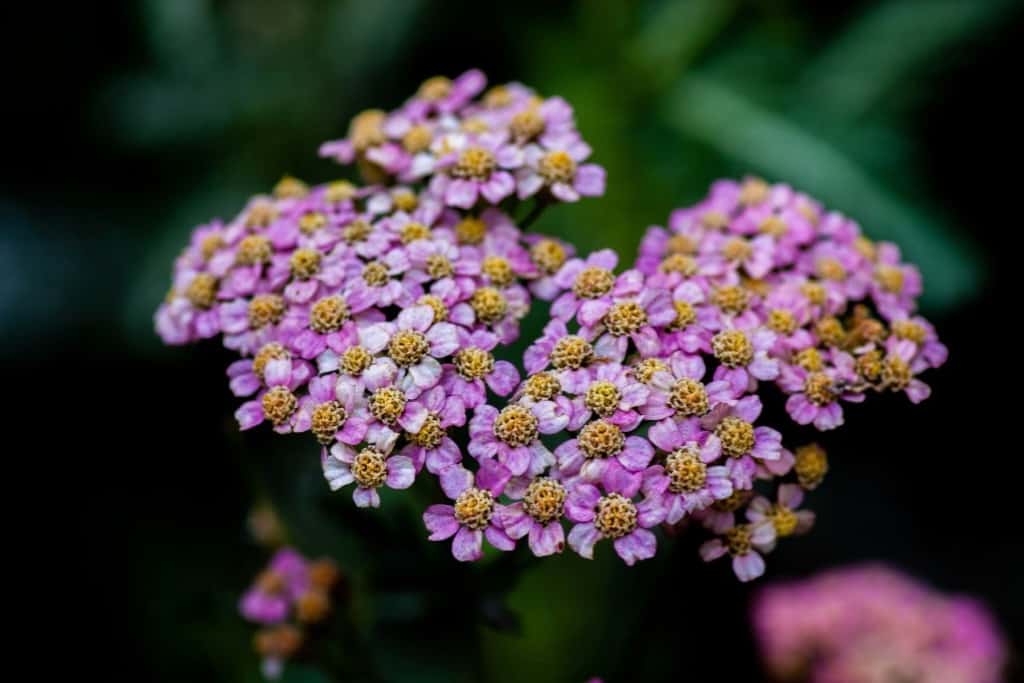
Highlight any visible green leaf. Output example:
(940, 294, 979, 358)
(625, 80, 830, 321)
(798, 0, 1013, 119)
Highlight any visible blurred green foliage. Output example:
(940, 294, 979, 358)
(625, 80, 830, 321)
(18, 1, 1016, 680)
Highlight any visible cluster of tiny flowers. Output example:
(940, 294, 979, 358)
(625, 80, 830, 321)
(751, 564, 1006, 683)
(157, 70, 944, 582)
(239, 548, 343, 679)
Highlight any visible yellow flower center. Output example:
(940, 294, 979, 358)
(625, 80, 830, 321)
(531, 239, 567, 275)
(248, 295, 285, 329)
(604, 301, 648, 336)
(273, 176, 308, 199)
(418, 294, 449, 323)
(739, 178, 770, 206)
(510, 108, 545, 141)
(351, 448, 388, 488)
(759, 215, 788, 236)
(482, 255, 515, 287)
(573, 267, 615, 299)
(660, 254, 698, 276)
(402, 124, 433, 154)
(715, 417, 755, 458)
(767, 308, 797, 334)
(200, 233, 223, 261)
(711, 285, 749, 314)
(343, 219, 372, 244)
(289, 248, 322, 280)
(418, 76, 452, 101)
(594, 493, 638, 539)
(388, 330, 429, 367)
(816, 258, 847, 281)
(369, 387, 406, 425)
(550, 335, 594, 370)
(669, 300, 696, 330)
(311, 400, 347, 445)
(185, 273, 218, 309)
(299, 212, 327, 235)
(881, 355, 912, 390)
(669, 378, 709, 416)
(245, 202, 278, 229)
(665, 447, 708, 494)
(538, 150, 576, 184)
(262, 386, 297, 425)
(453, 146, 497, 181)
(325, 181, 357, 203)
(578, 420, 625, 459)
(722, 238, 752, 262)
(469, 287, 508, 324)
(454, 347, 495, 380)
(455, 216, 487, 245)
(794, 444, 829, 490)
(340, 346, 373, 376)
(725, 525, 753, 556)
(523, 372, 562, 401)
(523, 478, 566, 524)
(362, 261, 390, 287)
(309, 296, 350, 334)
(804, 372, 835, 406)
(236, 235, 272, 266)
(794, 347, 824, 372)
(815, 317, 845, 347)
(701, 211, 729, 230)
(348, 109, 386, 153)
(493, 405, 539, 447)
(454, 488, 494, 530)
(585, 381, 622, 417)
(632, 358, 668, 384)
(855, 349, 883, 382)
(711, 330, 754, 368)
(400, 221, 431, 244)
(408, 414, 445, 449)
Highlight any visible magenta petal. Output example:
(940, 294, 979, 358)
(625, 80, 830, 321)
(613, 528, 656, 566)
(452, 526, 484, 562)
(528, 522, 565, 557)
(423, 505, 458, 540)
(484, 524, 516, 552)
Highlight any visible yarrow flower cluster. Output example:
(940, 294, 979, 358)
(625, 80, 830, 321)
(239, 547, 343, 679)
(751, 564, 1006, 683)
(157, 71, 945, 582)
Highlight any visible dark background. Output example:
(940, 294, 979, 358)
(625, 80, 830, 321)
(6, 1, 1022, 681)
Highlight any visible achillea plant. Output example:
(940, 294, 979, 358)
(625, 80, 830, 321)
(752, 564, 1006, 683)
(157, 70, 945, 584)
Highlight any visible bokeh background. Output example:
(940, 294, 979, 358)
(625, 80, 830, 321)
(9, 1, 1022, 680)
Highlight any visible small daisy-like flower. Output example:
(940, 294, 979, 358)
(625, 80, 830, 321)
(227, 340, 312, 398)
(239, 548, 310, 624)
(699, 520, 776, 582)
(322, 436, 416, 508)
(430, 131, 523, 209)
(360, 304, 460, 396)
(517, 133, 606, 202)
(561, 362, 651, 431)
(422, 462, 515, 562)
(293, 373, 368, 447)
(442, 328, 520, 408)
(581, 270, 676, 361)
(468, 400, 568, 476)
(778, 352, 864, 430)
(496, 476, 568, 557)
(702, 395, 783, 489)
(343, 249, 418, 311)
(644, 420, 732, 522)
(554, 421, 655, 496)
(399, 385, 466, 474)
(565, 480, 665, 566)
(710, 325, 780, 393)
(745, 483, 815, 550)
(523, 318, 598, 375)
(234, 357, 311, 433)
(871, 241, 924, 320)
(641, 352, 735, 421)
(549, 249, 618, 322)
